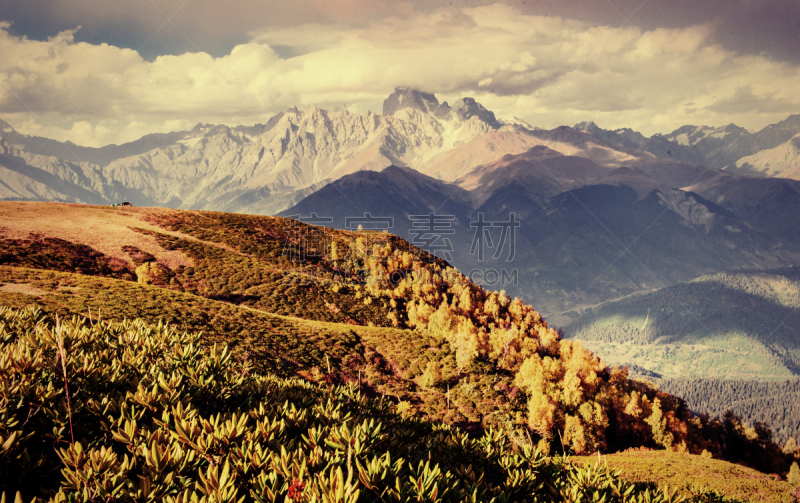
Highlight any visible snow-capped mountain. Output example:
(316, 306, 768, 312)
(733, 133, 800, 179)
(0, 88, 652, 214)
(577, 118, 800, 172)
(0, 89, 508, 213)
(662, 124, 749, 147)
(576, 121, 759, 168)
(3, 88, 800, 216)
(574, 121, 647, 152)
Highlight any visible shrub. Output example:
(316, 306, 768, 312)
(419, 361, 443, 389)
(0, 238, 134, 280)
(0, 306, 739, 503)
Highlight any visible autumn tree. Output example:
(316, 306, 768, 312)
(453, 318, 478, 373)
(784, 437, 798, 456)
(646, 398, 675, 449)
(789, 461, 800, 485)
(355, 241, 770, 461)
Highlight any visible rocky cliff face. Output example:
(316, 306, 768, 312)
(382, 87, 451, 118)
(382, 87, 501, 128)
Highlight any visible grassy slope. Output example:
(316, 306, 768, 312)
(1, 202, 798, 499)
(0, 266, 522, 430)
(0, 202, 522, 430)
(4, 275, 796, 502)
(574, 450, 797, 503)
(1, 202, 402, 326)
(0, 201, 192, 268)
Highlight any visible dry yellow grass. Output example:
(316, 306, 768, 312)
(574, 450, 796, 503)
(0, 282, 47, 296)
(0, 202, 205, 269)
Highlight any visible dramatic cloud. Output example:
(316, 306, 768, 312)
(0, 4, 798, 147)
(3, 0, 799, 63)
(0, 0, 415, 60)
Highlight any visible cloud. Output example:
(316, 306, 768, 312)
(3, 0, 799, 64)
(705, 85, 797, 115)
(504, 0, 800, 65)
(0, 0, 411, 60)
(0, 4, 799, 147)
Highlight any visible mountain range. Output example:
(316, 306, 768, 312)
(281, 151, 800, 315)
(4, 87, 800, 217)
(0, 88, 508, 214)
(4, 87, 800, 315)
(576, 114, 800, 173)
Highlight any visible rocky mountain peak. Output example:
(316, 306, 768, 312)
(765, 114, 800, 130)
(451, 97, 501, 129)
(753, 113, 800, 150)
(574, 121, 600, 132)
(0, 119, 16, 134)
(382, 87, 446, 117)
(382, 87, 501, 130)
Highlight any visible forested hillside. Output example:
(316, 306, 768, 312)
(658, 378, 800, 445)
(564, 268, 800, 457)
(564, 268, 800, 379)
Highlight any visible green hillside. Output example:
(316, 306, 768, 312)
(563, 268, 800, 445)
(564, 268, 800, 379)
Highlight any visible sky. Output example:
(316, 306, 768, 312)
(0, 0, 799, 147)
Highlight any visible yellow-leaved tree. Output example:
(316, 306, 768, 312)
(353, 244, 722, 459)
(453, 318, 479, 373)
(646, 398, 674, 449)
